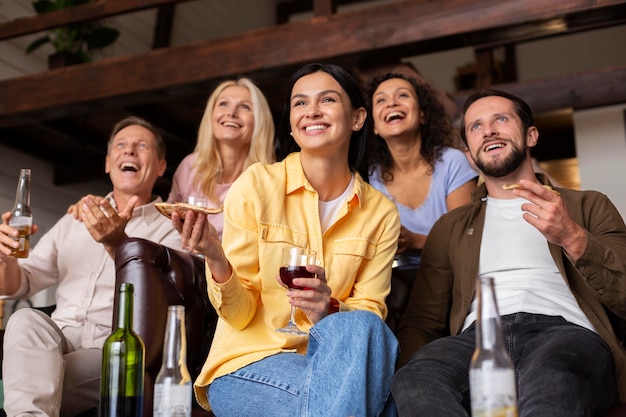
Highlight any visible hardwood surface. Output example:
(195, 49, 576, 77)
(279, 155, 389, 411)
(0, 0, 624, 188)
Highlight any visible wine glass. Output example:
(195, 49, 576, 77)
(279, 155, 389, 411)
(184, 196, 209, 259)
(185, 195, 208, 208)
(275, 247, 316, 336)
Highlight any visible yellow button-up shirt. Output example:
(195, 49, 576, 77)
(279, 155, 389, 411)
(194, 153, 400, 409)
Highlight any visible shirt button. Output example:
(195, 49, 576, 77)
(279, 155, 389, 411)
(598, 289, 604, 295)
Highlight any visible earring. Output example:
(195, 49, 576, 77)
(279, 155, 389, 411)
(289, 132, 293, 136)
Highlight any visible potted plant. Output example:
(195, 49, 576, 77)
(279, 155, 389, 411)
(25, 0, 120, 69)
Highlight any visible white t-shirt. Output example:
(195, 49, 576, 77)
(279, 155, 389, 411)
(319, 174, 355, 233)
(462, 196, 595, 332)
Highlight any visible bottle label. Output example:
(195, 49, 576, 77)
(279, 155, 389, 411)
(9, 216, 32, 228)
(8, 216, 32, 257)
(470, 369, 518, 417)
(154, 383, 192, 417)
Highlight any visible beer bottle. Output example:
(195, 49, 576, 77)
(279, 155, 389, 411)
(9, 168, 32, 258)
(100, 283, 145, 417)
(153, 305, 192, 417)
(469, 277, 518, 417)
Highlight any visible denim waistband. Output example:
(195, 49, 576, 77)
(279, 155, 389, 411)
(463, 312, 568, 333)
(501, 312, 568, 325)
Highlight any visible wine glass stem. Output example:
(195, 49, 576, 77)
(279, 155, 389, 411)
(289, 305, 297, 326)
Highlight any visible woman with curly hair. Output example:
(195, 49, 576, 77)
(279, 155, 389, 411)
(366, 73, 478, 267)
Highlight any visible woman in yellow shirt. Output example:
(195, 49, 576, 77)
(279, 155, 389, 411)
(172, 63, 401, 416)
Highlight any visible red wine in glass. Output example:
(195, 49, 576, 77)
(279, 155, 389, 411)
(279, 265, 315, 290)
(276, 247, 316, 336)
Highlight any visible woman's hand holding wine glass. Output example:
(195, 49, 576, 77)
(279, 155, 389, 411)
(288, 262, 331, 325)
(276, 247, 331, 335)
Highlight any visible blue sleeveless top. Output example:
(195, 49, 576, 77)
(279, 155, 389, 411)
(369, 147, 478, 266)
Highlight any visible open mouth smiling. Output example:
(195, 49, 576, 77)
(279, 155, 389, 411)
(384, 111, 405, 122)
(120, 162, 139, 172)
(303, 124, 327, 133)
(222, 121, 241, 128)
(484, 142, 506, 153)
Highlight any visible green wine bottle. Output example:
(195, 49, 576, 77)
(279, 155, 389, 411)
(100, 282, 145, 417)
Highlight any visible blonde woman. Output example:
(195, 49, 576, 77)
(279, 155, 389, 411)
(167, 78, 275, 238)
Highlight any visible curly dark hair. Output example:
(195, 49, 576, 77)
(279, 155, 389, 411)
(364, 73, 456, 183)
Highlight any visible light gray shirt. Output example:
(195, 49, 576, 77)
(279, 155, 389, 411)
(4, 193, 181, 348)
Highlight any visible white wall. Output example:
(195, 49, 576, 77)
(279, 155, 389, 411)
(573, 104, 626, 221)
(517, 25, 626, 81)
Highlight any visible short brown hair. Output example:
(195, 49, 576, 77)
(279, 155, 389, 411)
(108, 116, 166, 160)
(460, 89, 534, 146)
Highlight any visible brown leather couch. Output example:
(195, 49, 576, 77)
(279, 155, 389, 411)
(114, 237, 217, 417)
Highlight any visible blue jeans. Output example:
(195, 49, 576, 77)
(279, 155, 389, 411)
(392, 313, 619, 417)
(208, 310, 399, 417)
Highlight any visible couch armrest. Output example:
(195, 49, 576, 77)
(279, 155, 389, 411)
(113, 237, 217, 415)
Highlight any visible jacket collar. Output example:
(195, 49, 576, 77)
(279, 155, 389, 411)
(283, 152, 364, 209)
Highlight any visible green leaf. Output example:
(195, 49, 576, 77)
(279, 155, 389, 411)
(85, 26, 119, 50)
(77, 50, 91, 63)
(27, 0, 119, 59)
(33, 0, 94, 14)
(26, 35, 51, 53)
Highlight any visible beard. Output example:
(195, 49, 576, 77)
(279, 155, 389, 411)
(471, 143, 526, 178)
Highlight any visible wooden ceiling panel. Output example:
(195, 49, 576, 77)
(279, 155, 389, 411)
(0, 0, 624, 188)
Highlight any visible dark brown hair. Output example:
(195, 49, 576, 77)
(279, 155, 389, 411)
(459, 88, 535, 146)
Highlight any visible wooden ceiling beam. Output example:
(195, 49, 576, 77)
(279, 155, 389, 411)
(0, 0, 192, 41)
(152, 3, 176, 49)
(276, 0, 378, 23)
(452, 64, 626, 115)
(0, 0, 624, 125)
(313, 0, 335, 17)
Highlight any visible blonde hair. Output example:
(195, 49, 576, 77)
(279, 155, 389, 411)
(192, 78, 275, 202)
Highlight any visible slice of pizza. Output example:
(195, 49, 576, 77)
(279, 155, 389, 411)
(502, 183, 560, 195)
(155, 202, 224, 219)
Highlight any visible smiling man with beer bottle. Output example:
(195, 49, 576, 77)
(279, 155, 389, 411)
(0, 116, 181, 417)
